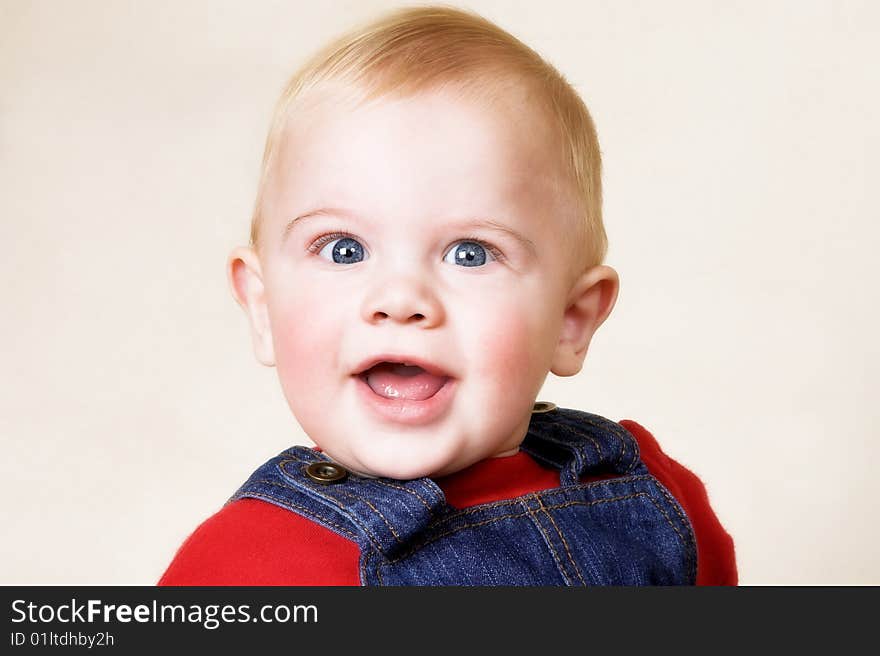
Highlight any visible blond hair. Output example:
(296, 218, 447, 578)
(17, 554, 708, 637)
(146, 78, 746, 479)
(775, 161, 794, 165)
(250, 4, 606, 270)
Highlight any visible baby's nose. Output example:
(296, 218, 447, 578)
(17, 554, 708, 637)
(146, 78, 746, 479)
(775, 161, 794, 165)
(360, 276, 444, 328)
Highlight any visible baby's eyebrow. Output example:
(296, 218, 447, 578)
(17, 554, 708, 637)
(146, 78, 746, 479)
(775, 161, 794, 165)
(454, 218, 537, 258)
(284, 207, 537, 256)
(283, 207, 355, 240)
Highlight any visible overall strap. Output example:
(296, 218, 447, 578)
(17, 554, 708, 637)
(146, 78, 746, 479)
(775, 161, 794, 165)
(229, 446, 447, 559)
(521, 405, 645, 486)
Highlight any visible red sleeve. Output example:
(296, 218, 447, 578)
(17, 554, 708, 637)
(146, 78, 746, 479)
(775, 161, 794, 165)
(157, 498, 360, 586)
(620, 419, 738, 586)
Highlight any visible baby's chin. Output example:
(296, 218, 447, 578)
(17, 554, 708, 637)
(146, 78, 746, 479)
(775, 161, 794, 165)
(317, 443, 473, 480)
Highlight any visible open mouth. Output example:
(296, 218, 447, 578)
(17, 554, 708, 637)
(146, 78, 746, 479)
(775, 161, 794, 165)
(357, 361, 451, 401)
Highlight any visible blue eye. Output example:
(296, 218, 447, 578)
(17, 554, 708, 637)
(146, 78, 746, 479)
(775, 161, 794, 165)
(443, 240, 495, 267)
(317, 236, 366, 264)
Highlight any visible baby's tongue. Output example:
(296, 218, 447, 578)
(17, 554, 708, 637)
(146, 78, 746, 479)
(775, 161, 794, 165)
(365, 363, 447, 401)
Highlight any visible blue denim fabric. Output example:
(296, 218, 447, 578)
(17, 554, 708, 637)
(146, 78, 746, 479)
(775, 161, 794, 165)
(229, 407, 697, 585)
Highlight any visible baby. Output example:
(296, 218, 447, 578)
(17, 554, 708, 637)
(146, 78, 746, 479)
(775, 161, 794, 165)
(160, 5, 736, 585)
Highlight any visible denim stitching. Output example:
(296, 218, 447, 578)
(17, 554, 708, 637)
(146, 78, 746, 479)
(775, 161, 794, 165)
(549, 421, 605, 462)
(594, 417, 641, 474)
(281, 449, 438, 525)
(560, 413, 635, 473)
(552, 421, 608, 481)
(578, 415, 626, 469)
(275, 457, 387, 554)
(279, 454, 360, 513)
(335, 489, 403, 543)
(520, 496, 573, 585)
(360, 550, 370, 585)
(280, 453, 412, 554)
(536, 495, 586, 586)
(370, 490, 689, 584)
(649, 479, 691, 534)
(528, 477, 652, 503)
(375, 552, 385, 586)
(529, 425, 588, 477)
(278, 448, 440, 515)
(370, 479, 437, 517)
(230, 487, 357, 541)
(539, 413, 640, 475)
(378, 490, 670, 567)
(541, 493, 690, 557)
(544, 417, 632, 473)
(369, 550, 394, 587)
(278, 449, 430, 553)
(573, 414, 628, 466)
(380, 511, 533, 567)
(647, 480, 697, 581)
(429, 474, 657, 527)
(548, 413, 608, 461)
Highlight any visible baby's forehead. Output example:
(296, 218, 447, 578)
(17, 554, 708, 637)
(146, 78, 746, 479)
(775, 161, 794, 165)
(278, 87, 564, 199)
(284, 79, 559, 146)
(277, 88, 564, 200)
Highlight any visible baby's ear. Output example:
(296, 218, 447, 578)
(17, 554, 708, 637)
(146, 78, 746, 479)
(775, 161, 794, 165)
(228, 247, 275, 366)
(550, 265, 619, 377)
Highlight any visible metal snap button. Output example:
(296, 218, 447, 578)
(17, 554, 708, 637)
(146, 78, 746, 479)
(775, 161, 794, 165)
(532, 401, 557, 413)
(305, 462, 348, 484)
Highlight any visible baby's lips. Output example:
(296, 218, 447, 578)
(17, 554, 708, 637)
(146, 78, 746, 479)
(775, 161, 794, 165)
(351, 353, 454, 378)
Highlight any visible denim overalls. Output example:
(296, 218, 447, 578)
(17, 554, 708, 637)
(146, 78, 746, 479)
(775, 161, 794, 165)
(230, 405, 697, 585)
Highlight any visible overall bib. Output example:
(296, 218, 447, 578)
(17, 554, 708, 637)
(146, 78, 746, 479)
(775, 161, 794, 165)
(230, 405, 697, 585)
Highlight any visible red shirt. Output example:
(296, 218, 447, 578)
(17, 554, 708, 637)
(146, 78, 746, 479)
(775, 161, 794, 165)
(159, 420, 737, 585)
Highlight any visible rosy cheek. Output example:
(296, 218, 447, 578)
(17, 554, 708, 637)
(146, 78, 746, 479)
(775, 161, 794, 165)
(475, 309, 546, 381)
(269, 290, 333, 393)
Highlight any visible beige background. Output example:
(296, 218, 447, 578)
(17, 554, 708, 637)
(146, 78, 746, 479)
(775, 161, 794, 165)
(2, 0, 877, 585)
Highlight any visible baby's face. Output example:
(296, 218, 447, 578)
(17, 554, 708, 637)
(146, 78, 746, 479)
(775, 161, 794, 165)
(234, 88, 604, 479)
